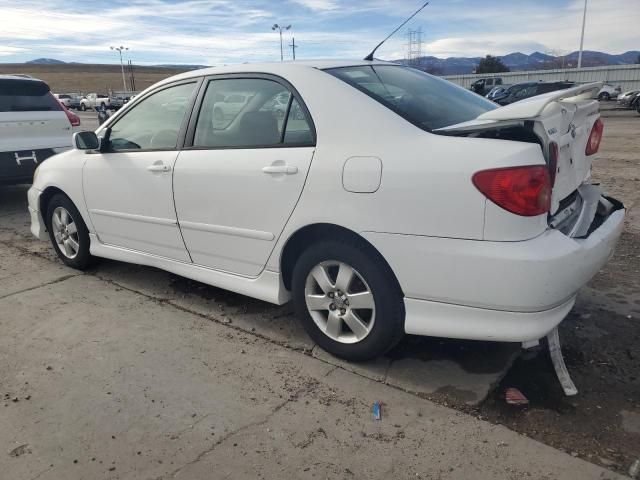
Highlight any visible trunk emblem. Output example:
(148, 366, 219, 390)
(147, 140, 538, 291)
(15, 151, 38, 166)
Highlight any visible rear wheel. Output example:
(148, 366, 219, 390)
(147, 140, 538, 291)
(292, 238, 404, 361)
(80, 103, 86, 111)
(599, 92, 610, 101)
(45, 194, 93, 270)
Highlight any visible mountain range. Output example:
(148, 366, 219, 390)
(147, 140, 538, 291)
(24, 50, 640, 74)
(398, 50, 640, 74)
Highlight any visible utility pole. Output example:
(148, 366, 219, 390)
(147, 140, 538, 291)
(289, 37, 298, 60)
(110, 46, 129, 91)
(272, 24, 291, 61)
(577, 0, 588, 69)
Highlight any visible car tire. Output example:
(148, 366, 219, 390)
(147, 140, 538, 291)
(45, 194, 93, 270)
(292, 237, 404, 361)
(599, 92, 610, 101)
(100, 102, 106, 109)
(80, 103, 86, 111)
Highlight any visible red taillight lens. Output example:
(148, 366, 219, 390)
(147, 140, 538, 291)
(65, 108, 81, 127)
(585, 118, 603, 156)
(472, 165, 551, 217)
(548, 141, 559, 188)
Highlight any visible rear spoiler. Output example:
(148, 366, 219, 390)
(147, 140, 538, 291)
(436, 82, 602, 133)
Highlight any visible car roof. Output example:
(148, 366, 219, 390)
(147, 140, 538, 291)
(0, 74, 45, 82)
(154, 59, 399, 87)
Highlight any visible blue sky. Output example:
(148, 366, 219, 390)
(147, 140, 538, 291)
(0, 0, 638, 65)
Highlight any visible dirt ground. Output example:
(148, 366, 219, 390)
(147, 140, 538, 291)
(476, 105, 640, 475)
(0, 63, 188, 93)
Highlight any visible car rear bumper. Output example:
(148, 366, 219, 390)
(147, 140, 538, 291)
(363, 196, 625, 342)
(0, 147, 69, 185)
(28, 186, 48, 241)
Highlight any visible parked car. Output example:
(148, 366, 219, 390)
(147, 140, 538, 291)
(0, 75, 76, 185)
(470, 77, 504, 96)
(53, 93, 72, 107)
(212, 93, 252, 126)
(492, 81, 575, 106)
(27, 62, 623, 360)
(486, 85, 511, 101)
(79, 93, 111, 111)
(597, 84, 621, 101)
(617, 90, 640, 108)
(110, 91, 139, 110)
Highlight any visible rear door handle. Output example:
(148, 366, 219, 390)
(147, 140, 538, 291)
(147, 163, 171, 173)
(262, 165, 298, 175)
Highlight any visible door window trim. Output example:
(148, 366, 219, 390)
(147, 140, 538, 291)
(183, 73, 317, 151)
(95, 77, 204, 154)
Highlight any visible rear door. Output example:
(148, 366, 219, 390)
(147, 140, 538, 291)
(173, 75, 316, 276)
(0, 77, 72, 182)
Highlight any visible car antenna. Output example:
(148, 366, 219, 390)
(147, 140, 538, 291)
(363, 1, 429, 61)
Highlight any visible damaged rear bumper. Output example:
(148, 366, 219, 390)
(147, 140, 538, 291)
(363, 191, 625, 342)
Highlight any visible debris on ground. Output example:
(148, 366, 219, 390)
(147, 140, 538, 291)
(9, 444, 31, 457)
(629, 458, 640, 479)
(373, 401, 382, 420)
(505, 387, 529, 406)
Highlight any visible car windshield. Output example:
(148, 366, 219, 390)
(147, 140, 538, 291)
(326, 65, 497, 130)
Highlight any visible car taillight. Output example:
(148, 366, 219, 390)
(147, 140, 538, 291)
(585, 118, 603, 156)
(64, 108, 81, 127)
(548, 141, 558, 188)
(472, 165, 551, 217)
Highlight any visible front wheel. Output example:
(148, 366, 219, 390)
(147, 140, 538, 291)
(599, 92, 610, 101)
(292, 238, 404, 361)
(45, 194, 93, 270)
(80, 103, 86, 111)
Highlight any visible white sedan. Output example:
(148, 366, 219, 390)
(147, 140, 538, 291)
(28, 61, 624, 360)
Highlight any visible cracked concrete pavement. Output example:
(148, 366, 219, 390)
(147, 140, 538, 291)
(0, 185, 627, 479)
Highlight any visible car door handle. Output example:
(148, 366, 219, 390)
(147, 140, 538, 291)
(262, 165, 298, 175)
(147, 163, 171, 173)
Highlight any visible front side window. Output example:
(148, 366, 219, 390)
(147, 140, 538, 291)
(108, 82, 196, 151)
(193, 78, 313, 148)
(326, 65, 497, 131)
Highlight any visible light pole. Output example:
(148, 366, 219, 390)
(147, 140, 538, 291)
(577, 0, 588, 69)
(272, 24, 291, 61)
(110, 46, 129, 91)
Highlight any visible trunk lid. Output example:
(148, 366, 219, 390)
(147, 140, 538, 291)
(436, 82, 602, 214)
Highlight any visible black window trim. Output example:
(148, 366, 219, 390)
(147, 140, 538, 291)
(96, 77, 204, 154)
(183, 72, 317, 151)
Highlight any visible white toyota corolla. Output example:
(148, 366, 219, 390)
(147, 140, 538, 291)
(28, 61, 624, 360)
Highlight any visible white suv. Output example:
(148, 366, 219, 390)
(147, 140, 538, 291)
(1, 75, 75, 185)
(27, 62, 624, 360)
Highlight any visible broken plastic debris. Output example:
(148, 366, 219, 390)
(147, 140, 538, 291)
(505, 387, 529, 406)
(373, 401, 382, 420)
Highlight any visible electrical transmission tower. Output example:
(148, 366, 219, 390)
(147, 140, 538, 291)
(406, 28, 424, 67)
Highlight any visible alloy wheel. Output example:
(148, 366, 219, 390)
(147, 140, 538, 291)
(52, 206, 80, 259)
(304, 260, 375, 344)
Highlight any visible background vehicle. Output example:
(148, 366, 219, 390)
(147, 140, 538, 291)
(0, 75, 75, 185)
(212, 93, 251, 126)
(470, 77, 503, 96)
(110, 91, 139, 110)
(79, 93, 111, 111)
(492, 81, 575, 105)
(486, 85, 510, 101)
(53, 93, 72, 107)
(27, 63, 622, 361)
(617, 90, 640, 108)
(597, 84, 621, 101)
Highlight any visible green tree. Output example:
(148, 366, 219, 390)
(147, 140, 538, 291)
(475, 55, 510, 74)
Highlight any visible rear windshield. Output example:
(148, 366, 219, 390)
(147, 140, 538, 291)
(326, 65, 497, 131)
(0, 79, 62, 112)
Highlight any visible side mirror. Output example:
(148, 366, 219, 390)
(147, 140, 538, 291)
(73, 131, 100, 150)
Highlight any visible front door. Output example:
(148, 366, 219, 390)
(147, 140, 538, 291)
(173, 76, 316, 276)
(83, 81, 199, 261)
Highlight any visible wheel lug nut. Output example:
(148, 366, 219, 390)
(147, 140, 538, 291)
(329, 304, 336, 311)
(328, 292, 334, 298)
(340, 308, 346, 315)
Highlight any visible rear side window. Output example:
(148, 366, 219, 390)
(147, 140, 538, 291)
(0, 79, 62, 112)
(193, 78, 314, 148)
(326, 65, 497, 130)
